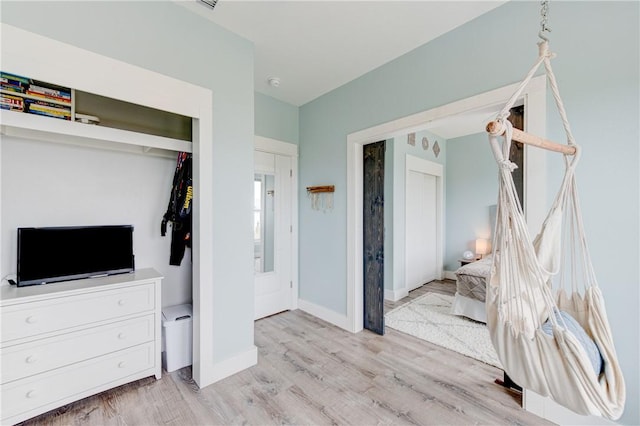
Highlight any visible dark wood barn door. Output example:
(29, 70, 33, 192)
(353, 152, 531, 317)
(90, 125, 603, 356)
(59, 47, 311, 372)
(363, 140, 385, 335)
(508, 106, 525, 208)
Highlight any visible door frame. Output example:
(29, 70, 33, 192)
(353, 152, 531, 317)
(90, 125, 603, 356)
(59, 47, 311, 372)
(403, 155, 444, 294)
(346, 75, 547, 334)
(254, 136, 299, 312)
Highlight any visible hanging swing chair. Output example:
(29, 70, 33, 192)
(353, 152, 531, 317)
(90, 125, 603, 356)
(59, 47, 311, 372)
(485, 2, 625, 420)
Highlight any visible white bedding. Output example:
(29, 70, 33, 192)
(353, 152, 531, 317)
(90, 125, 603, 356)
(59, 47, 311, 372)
(451, 293, 487, 323)
(451, 255, 493, 323)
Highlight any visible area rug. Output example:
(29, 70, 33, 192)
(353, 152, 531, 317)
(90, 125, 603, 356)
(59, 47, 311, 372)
(385, 292, 502, 368)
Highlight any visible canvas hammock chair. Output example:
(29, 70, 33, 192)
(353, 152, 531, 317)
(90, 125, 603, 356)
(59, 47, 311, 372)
(484, 10, 625, 420)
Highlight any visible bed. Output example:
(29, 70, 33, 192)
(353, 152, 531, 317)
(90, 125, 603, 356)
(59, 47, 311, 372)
(450, 255, 492, 323)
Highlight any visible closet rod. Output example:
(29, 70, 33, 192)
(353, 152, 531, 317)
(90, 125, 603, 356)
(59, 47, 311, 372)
(486, 120, 576, 155)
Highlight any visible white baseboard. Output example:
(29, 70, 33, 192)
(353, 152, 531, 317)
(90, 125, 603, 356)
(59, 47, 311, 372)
(524, 391, 618, 425)
(298, 298, 351, 332)
(384, 287, 408, 302)
(444, 270, 457, 280)
(201, 346, 257, 387)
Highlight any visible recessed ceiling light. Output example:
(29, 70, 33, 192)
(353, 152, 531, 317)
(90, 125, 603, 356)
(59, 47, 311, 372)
(267, 77, 281, 88)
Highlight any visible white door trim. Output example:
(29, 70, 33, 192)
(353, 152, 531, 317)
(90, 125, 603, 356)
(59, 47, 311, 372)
(404, 155, 444, 291)
(345, 75, 572, 422)
(254, 136, 299, 312)
(0, 24, 219, 388)
(255, 135, 298, 157)
(346, 75, 547, 334)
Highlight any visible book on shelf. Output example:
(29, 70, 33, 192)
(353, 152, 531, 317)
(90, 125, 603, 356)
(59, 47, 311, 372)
(25, 98, 69, 109)
(25, 90, 72, 104)
(1, 81, 26, 94)
(1, 71, 72, 120)
(28, 84, 71, 99)
(1, 71, 72, 103)
(27, 104, 71, 117)
(27, 109, 71, 121)
(26, 100, 70, 114)
(1, 72, 30, 85)
(24, 98, 71, 117)
(1, 93, 25, 111)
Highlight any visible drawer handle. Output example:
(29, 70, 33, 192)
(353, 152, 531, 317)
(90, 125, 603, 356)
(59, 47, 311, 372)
(26, 390, 37, 399)
(118, 361, 126, 369)
(118, 299, 126, 306)
(25, 316, 38, 324)
(118, 332, 126, 340)
(25, 355, 37, 364)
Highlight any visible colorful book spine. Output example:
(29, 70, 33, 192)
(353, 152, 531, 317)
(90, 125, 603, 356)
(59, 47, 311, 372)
(1, 83, 25, 94)
(26, 99, 66, 109)
(0, 72, 30, 85)
(27, 109, 71, 120)
(25, 90, 72, 104)
(28, 84, 71, 99)
(28, 104, 70, 116)
(1, 71, 73, 119)
(1, 94, 25, 111)
(26, 100, 71, 116)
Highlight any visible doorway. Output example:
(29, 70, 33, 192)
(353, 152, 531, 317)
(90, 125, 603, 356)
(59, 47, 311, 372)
(405, 155, 443, 292)
(346, 75, 548, 334)
(254, 137, 298, 320)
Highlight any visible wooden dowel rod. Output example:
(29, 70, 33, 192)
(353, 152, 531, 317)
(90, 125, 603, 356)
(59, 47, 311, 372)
(486, 121, 576, 155)
(307, 185, 335, 193)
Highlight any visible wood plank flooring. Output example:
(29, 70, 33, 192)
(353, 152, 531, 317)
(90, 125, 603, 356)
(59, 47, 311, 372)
(19, 280, 552, 425)
(384, 279, 455, 312)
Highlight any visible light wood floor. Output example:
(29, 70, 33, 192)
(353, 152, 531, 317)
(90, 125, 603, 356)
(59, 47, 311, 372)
(384, 279, 456, 312)
(20, 280, 552, 425)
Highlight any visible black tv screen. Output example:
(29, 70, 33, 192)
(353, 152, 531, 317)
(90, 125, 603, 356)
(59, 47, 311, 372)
(17, 225, 135, 287)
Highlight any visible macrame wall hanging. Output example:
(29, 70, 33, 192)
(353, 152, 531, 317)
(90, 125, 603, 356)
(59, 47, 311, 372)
(307, 185, 334, 212)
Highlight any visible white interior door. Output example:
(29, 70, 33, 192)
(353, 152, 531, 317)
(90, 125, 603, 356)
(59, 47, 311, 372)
(405, 169, 438, 291)
(254, 150, 293, 320)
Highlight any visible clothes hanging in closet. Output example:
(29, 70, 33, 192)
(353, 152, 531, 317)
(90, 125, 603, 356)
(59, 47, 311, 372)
(161, 152, 193, 266)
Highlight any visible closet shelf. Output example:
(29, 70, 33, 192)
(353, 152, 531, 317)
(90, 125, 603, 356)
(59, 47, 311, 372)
(0, 109, 192, 157)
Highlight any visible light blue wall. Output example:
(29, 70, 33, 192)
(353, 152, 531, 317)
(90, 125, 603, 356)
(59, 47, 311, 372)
(255, 92, 299, 145)
(541, 5, 639, 424)
(1, 1, 256, 364)
(299, 2, 638, 423)
(445, 132, 496, 271)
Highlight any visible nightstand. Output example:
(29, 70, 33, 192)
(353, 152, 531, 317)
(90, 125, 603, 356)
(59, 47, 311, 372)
(459, 258, 477, 267)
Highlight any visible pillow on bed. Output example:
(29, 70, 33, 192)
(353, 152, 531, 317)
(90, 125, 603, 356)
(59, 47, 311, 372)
(541, 310, 603, 375)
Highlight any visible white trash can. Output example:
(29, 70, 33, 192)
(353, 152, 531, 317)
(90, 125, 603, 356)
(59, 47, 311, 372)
(161, 303, 193, 372)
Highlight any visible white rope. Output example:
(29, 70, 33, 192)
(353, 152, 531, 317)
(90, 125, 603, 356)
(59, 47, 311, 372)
(543, 53, 576, 146)
(494, 41, 577, 152)
(486, 39, 626, 420)
(497, 50, 547, 121)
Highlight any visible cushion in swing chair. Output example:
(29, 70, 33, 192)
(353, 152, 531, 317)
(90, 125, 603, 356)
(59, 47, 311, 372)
(541, 310, 603, 375)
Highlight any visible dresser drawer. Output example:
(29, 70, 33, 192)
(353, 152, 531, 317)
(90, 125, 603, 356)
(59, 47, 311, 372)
(1, 283, 155, 343)
(1, 314, 154, 384)
(1, 342, 154, 422)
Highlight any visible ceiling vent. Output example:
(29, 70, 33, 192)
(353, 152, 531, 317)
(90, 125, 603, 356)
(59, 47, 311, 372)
(199, 0, 218, 10)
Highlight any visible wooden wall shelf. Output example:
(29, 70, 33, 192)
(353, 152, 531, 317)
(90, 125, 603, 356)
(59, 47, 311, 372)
(306, 185, 335, 194)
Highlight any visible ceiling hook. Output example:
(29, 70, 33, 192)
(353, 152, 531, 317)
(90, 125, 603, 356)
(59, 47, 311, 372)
(538, 0, 551, 42)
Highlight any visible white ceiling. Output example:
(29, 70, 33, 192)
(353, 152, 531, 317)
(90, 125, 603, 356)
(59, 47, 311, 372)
(178, 1, 507, 107)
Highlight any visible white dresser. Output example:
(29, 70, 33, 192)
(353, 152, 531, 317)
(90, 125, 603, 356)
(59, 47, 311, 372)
(0, 268, 162, 425)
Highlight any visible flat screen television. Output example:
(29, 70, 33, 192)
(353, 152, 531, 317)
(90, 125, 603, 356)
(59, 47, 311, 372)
(17, 225, 135, 287)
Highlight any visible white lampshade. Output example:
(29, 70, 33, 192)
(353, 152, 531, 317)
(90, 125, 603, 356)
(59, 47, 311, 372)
(475, 238, 489, 257)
